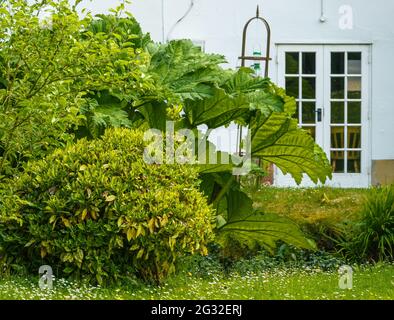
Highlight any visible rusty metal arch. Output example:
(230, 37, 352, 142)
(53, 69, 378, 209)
(238, 5, 272, 77)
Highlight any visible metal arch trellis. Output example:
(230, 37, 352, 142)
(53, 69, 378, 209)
(237, 5, 272, 158)
(238, 5, 272, 77)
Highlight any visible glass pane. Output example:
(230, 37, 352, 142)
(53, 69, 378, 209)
(347, 126, 361, 149)
(286, 52, 299, 74)
(302, 77, 315, 99)
(331, 126, 344, 149)
(348, 52, 362, 74)
(331, 52, 345, 74)
(348, 77, 361, 99)
(285, 77, 299, 98)
(302, 102, 316, 124)
(348, 102, 361, 124)
(331, 151, 345, 173)
(293, 101, 299, 121)
(347, 151, 361, 173)
(331, 102, 344, 124)
(302, 52, 316, 74)
(331, 77, 345, 99)
(302, 126, 316, 140)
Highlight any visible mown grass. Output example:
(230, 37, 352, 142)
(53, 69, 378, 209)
(0, 263, 392, 300)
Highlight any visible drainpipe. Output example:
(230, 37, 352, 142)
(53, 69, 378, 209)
(166, 0, 195, 42)
(320, 0, 326, 22)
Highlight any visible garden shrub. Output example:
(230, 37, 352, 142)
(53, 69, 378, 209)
(0, 128, 215, 284)
(339, 185, 394, 262)
(288, 210, 352, 251)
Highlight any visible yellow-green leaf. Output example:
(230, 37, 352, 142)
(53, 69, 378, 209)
(25, 239, 35, 247)
(81, 209, 88, 221)
(61, 217, 71, 227)
(116, 236, 123, 248)
(148, 218, 155, 233)
(136, 225, 144, 238)
(105, 195, 116, 202)
(127, 228, 134, 241)
(40, 247, 47, 258)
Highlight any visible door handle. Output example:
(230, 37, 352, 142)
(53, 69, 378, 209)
(316, 108, 322, 122)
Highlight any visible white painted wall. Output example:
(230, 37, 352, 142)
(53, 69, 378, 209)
(79, 0, 394, 161)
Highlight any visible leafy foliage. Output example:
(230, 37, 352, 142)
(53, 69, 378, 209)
(102, 36, 331, 254)
(0, 1, 150, 178)
(0, 2, 333, 276)
(88, 13, 152, 49)
(339, 185, 394, 262)
(75, 91, 133, 139)
(183, 69, 283, 129)
(0, 128, 215, 284)
(140, 41, 331, 185)
(146, 40, 226, 102)
(231, 247, 345, 274)
(200, 172, 316, 255)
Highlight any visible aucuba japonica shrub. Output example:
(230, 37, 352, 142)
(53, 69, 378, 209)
(0, 128, 215, 284)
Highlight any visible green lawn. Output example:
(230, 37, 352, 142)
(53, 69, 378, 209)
(0, 264, 392, 300)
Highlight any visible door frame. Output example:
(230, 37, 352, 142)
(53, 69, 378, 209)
(322, 45, 371, 187)
(274, 44, 372, 188)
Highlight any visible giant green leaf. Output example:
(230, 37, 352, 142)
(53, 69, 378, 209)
(147, 40, 226, 101)
(138, 102, 168, 132)
(218, 211, 316, 253)
(251, 112, 332, 184)
(184, 70, 284, 128)
(216, 187, 316, 253)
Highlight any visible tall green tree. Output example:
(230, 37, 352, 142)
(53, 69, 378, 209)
(0, 0, 151, 178)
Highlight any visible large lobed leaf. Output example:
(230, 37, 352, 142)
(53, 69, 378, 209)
(147, 40, 226, 101)
(251, 113, 332, 184)
(199, 171, 316, 252)
(184, 68, 284, 128)
(215, 185, 316, 253)
(218, 211, 316, 253)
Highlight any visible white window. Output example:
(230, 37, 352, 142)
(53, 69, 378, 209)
(276, 44, 371, 188)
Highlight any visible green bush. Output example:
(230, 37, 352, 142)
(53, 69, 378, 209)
(289, 211, 350, 252)
(0, 128, 214, 284)
(0, 1, 151, 179)
(339, 185, 394, 262)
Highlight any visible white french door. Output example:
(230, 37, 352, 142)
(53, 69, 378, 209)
(275, 44, 370, 188)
